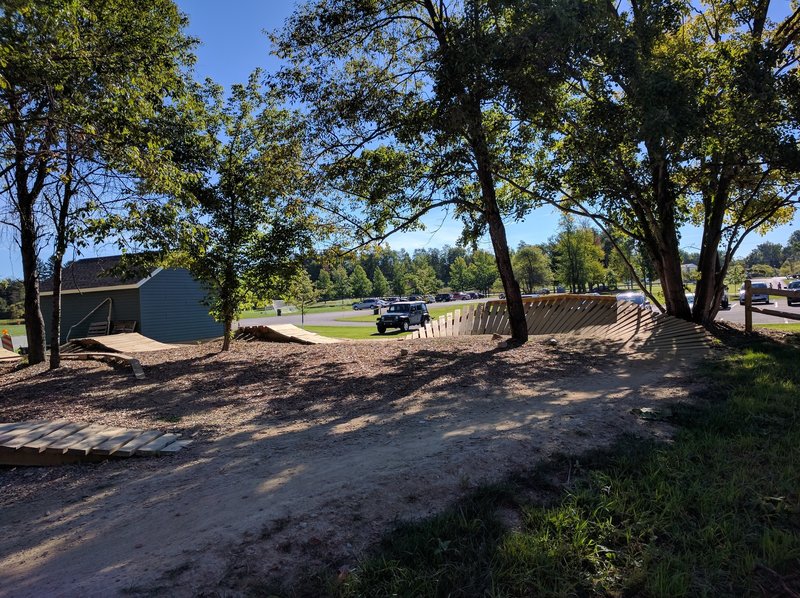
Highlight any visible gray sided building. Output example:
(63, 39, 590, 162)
(40, 256, 222, 344)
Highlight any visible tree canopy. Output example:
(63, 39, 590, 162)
(500, 0, 800, 323)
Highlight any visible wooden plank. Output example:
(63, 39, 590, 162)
(20, 422, 92, 452)
(158, 439, 193, 454)
(2, 420, 73, 450)
(0, 421, 32, 434)
(93, 429, 147, 456)
(130, 358, 146, 380)
(452, 308, 462, 336)
(112, 430, 166, 457)
(471, 304, 485, 334)
(0, 421, 55, 445)
(135, 433, 180, 456)
(42, 424, 110, 454)
(65, 427, 131, 456)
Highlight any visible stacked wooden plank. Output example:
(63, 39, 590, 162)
(237, 324, 340, 345)
(0, 419, 191, 466)
(408, 295, 711, 358)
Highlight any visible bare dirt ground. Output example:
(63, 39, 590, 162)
(0, 336, 705, 597)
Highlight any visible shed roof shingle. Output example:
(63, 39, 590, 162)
(40, 255, 153, 293)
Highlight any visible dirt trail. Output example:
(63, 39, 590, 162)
(0, 341, 699, 596)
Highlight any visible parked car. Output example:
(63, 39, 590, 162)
(376, 301, 430, 333)
(352, 298, 386, 310)
(787, 280, 800, 306)
(739, 282, 769, 305)
(616, 291, 651, 310)
(435, 293, 453, 302)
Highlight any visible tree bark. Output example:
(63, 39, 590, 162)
(49, 132, 75, 369)
(49, 259, 63, 368)
(19, 198, 46, 364)
(466, 100, 527, 343)
(693, 167, 732, 325)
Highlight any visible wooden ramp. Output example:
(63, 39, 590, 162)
(409, 295, 711, 358)
(0, 419, 191, 466)
(237, 324, 340, 345)
(0, 346, 21, 365)
(74, 332, 177, 353)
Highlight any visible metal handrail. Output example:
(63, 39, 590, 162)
(65, 297, 112, 341)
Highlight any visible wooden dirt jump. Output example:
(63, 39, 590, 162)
(409, 295, 711, 358)
(57, 333, 177, 379)
(237, 324, 340, 345)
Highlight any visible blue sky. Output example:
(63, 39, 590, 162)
(0, 0, 796, 278)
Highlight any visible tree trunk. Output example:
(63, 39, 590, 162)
(19, 199, 46, 364)
(49, 261, 63, 369)
(49, 133, 74, 369)
(221, 315, 233, 351)
(693, 169, 732, 326)
(642, 153, 691, 320)
(467, 101, 527, 343)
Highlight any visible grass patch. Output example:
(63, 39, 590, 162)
(300, 325, 410, 340)
(0, 323, 25, 336)
(305, 335, 800, 596)
(755, 323, 800, 331)
(240, 303, 359, 320)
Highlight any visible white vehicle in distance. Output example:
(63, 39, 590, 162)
(739, 282, 769, 305)
(616, 291, 651, 310)
(352, 298, 387, 310)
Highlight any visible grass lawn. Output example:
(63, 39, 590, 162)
(0, 321, 25, 336)
(315, 334, 800, 596)
(301, 325, 410, 340)
(755, 322, 800, 331)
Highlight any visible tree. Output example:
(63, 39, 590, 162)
(469, 250, 499, 296)
(331, 265, 351, 304)
(372, 267, 389, 298)
(512, 245, 552, 293)
(286, 269, 319, 325)
(172, 74, 312, 351)
(745, 242, 785, 268)
(315, 269, 332, 301)
(349, 264, 372, 299)
(275, 0, 569, 343)
(500, 0, 800, 324)
(449, 257, 472, 291)
(406, 262, 441, 296)
(786, 230, 800, 260)
(726, 261, 747, 288)
(555, 216, 605, 293)
(0, 0, 195, 364)
(750, 264, 777, 278)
